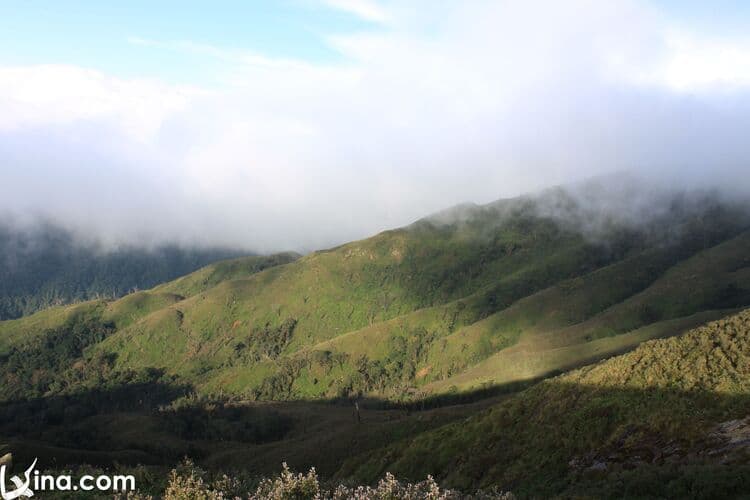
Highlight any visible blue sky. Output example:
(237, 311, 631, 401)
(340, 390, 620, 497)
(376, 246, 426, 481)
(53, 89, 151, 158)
(658, 0, 750, 35)
(0, 1, 381, 84)
(1, 1, 749, 250)
(3, 0, 746, 85)
(0, 1, 748, 64)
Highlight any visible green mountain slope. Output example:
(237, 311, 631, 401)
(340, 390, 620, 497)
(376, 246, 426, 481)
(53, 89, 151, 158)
(91, 194, 749, 400)
(0, 221, 251, 320)
(339, 308, 750, 498)
(151, 251, 301, 298)
(1, 185, 750, 497)
(0, 252, 298, 355)
(1, 187, 749, 404)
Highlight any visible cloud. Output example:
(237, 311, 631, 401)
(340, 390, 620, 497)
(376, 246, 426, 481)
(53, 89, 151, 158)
(126, 36, 317, 71)
(0, 64, 203, 142)
(632, 30, 750, 90)
(322, 0, 389, 23)
(1, 0, 750, 252)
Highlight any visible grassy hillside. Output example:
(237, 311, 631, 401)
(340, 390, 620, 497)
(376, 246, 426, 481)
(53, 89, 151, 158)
(0, 299, 106, 354)
(0, 252, 300, 405)
(151, 251, 300, 298)
(340, 309, 750, 498)
(0, 309, 747, 498)
(1, 186, 750, 497)
(1, 188, 749, 403)
(0, 221, 252, 320)
(94, 196, 750, 401)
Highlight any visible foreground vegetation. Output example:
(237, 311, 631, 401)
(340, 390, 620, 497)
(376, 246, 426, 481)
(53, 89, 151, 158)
(120, 460, 515, 499)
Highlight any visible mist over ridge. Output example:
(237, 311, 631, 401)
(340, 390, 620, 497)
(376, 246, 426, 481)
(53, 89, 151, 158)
(2, 1, 750, 251)
(0, 219, 249, 320)
(5, 170, 750, 257)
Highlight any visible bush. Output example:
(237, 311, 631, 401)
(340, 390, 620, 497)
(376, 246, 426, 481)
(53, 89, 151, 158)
(148, 460, 515, 499)
(252, 463, 321, 499)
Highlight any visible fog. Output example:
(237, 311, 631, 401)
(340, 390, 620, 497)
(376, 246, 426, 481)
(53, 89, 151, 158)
(1, 0, 749, 252)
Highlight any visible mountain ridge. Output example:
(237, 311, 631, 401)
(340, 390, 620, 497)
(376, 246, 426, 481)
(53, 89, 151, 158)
(1, 183, 750, 497)
(2, 184, 748, 401)
(0, 220, 265, 320)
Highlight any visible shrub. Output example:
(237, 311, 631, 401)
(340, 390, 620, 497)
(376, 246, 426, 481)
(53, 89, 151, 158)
(151, 460, 515, 499)
(251, 463, 321, 499)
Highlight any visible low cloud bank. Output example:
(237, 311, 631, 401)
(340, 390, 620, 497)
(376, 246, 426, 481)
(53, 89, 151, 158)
(1, 1, 749, 252)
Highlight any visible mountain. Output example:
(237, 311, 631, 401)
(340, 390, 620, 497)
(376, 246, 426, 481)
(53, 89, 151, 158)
(0, 221, 264, 320)
(1, 181, 749, 497)
(6, 183, 747, 399)
(341, 308, 750, 498)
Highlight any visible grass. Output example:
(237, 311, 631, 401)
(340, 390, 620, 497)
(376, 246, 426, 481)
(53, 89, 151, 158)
(152, 252, 299, 298)
(3, 309, 748, 497)
(339, 309, 750, 497)
(2, 192, 749, 403)
(0, 189, 749, 497)
(0, 299, 105, 354)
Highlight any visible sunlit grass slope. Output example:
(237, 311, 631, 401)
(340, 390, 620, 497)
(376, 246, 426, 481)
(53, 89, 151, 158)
(0, 253, 298, 355)
(340, 308, 750, 498)
(1, 187, 749, 404)
(152, 251, 300, 298)
(0, 299, 105, 354)
(96, 192, 750, 398)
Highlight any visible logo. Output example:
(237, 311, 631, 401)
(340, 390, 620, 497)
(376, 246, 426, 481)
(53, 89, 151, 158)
(0, 458, 36, 500)
(0, 456, 135, 496)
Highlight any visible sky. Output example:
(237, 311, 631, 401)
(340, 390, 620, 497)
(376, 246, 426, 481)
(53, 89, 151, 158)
(1, 0, 750, 251)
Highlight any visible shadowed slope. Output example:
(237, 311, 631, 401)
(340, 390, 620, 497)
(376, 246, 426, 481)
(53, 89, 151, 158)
(340, 309, 750, 498)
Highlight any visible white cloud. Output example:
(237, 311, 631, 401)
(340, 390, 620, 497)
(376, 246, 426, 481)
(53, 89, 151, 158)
(640, 31, 750, 90)
(0, 64, 203, 142)
(322, 0, 389, 23)
(1, 0, 750, 251)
